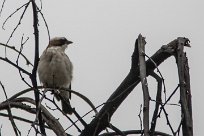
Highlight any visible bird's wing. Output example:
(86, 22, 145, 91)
(63, 54, 72, 100)
(40, 49, 56, 62)
(69, 83, 71, 99)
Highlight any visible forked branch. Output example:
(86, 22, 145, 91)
(80, 36, 190, 136)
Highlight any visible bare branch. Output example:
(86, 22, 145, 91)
(5, 2, 30, 47)
(2, 2, 30, 30)
(80, 36, 187, 136)
(175, 37, 193, 136)
(138, 34, 149, 136)
(138, 104, 143, 135)
(108, 123, 125, 136)
(154, 84, 181, 135)
(0, 43, 33, 66)
(50, 97, 82, 132)
(72, 108, 88, 127)
(99, 130, 171, 136)
(0, 112, 51, 130)
(16, 35, 33, 87)
(3, 85, 98, 132)
(2, 97, 68, 136)
(0, 57, 31, 76)
(162, 107, 175, 134)
(0, 0, 6, 17)
(66, 102, 104, 131)
(16, 35, 30, 65)
(36, 6, 50, 41)
(0, 81, 21, 136)
(29, 0, 46, 135)
(149, 72, 162, 136)
(144, 54, 167, 101)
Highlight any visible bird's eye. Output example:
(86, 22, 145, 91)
(61, 37, 66, 40)
(60, 37, 67, 43)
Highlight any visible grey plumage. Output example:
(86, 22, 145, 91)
(38, 37, 73, 114)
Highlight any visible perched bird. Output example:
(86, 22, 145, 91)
(38, 37, 73, 114)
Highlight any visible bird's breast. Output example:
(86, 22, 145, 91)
(38, 49, 73, 88)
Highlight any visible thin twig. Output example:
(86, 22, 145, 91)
(0, 43, 33, 66)
(16, 34, 29, 65)
(99, 130, 171, 136)
(0, 124, 2, 136)
(0, 81, 21, 136)
(5, 2, 30, 46)
(38, 0, 43, 11)
(163, 85, 180, 106)
(107, 81, 140, 104)
(16, 35, 32, 87)
(72, 108, 88, 127)
(36, 5, 50, 41)
(2, 2, 30, 29)
(11, 97, 67, 136)
(162, 108, 175, 134)
(0, 112, 51, 129)
(66, 103, 104, 131)
(0, 0, 6, 17)
(149, 71, 162, 136)
(145, 54, 167, 101)
(155, 84, 180, 119)
(0, 57, 31, 75)
(138, 104, 143, 136)
(175, 117, 183, 136)
(108, 123, 125, 136)
(8, 85, 99, 130)
(33, 89, 47, 133)
(43, 92, 81, 132)
(157, 85, 180, 135)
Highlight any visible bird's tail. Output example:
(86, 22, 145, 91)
(55, 89, 73, 114)
(61, 98, 73, 114)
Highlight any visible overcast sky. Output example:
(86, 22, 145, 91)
(0, 0, 203, 135)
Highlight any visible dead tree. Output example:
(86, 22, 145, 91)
(0, 1, 193, 136)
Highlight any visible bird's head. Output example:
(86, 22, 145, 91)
(48, 37, 73, 51)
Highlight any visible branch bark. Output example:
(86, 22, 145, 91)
(175, 37, 193, 136)
(138, 34, 149, 136)
(0, 43, 33, 66)
(80, 36, 189, 136)
(149, 72, 162, 136)
(0, 97, 67, 136)
(99, 129, 171, 136)
(30, 0, 46, 135)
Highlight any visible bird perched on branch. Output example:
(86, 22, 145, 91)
(38, 37, 73, 114)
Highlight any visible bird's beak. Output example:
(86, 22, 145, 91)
(67, 40, 73, 45)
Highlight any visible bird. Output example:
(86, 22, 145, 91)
(38, 37, 73, 114)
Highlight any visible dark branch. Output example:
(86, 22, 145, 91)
(108, 123, 125, 136)
(1, 97, 67, 136)
(0, 113, 51, 130)
(80, 37, 189, 136)
(0, 42, 33, 66)
(0, 0, 6, 17)
(0, 81, 21, 136)
(149, 72, 162, 136)
(0, 57, 31, 75)
(30, 0, 45, 135)
(99, 130, 172, 136)
(5, 2, 30, 45)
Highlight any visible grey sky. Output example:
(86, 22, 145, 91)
(0, 0, 203, 135)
